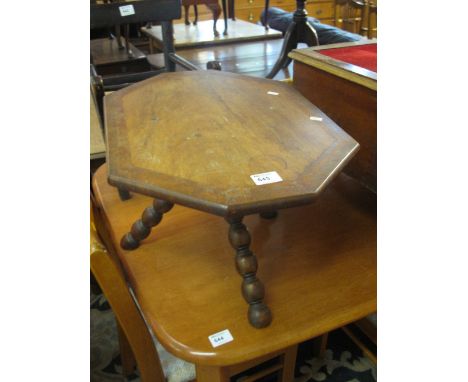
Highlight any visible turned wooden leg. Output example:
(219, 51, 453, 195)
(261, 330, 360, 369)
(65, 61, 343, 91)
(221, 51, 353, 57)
(227, 217, 272, 328)
(121, 199, 173, 250)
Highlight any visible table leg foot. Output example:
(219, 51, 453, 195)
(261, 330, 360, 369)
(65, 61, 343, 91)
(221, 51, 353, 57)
(228, 218, 272, 328)
(260, 210, 278, 219)
(121, 199, 173, 250)
(118, 187, 131, 201)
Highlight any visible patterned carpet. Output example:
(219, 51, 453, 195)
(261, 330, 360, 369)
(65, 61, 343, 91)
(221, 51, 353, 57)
(91, 289, 376, 382)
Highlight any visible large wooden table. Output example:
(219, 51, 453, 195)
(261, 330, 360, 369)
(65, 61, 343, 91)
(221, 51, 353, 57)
(92, 163, 376, 369)
(290, 40, 377, 192)
(104, 70, 359, 328)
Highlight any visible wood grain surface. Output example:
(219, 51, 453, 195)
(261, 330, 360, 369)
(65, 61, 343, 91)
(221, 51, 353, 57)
(91, 37, 146, 66)
(292, 56, 376, 192)
(105, 70, 359, 216)
(289, 41, 377, 91)
(92, 163, 376, 367)
(146, 39, 299, 79)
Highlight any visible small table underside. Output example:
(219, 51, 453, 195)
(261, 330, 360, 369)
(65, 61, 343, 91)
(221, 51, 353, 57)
(104, 70, 359, 328)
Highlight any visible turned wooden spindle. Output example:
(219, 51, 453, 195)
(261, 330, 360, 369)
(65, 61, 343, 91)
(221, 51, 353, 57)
(228, 218, 272, 328)
(121, 199, 173, 250)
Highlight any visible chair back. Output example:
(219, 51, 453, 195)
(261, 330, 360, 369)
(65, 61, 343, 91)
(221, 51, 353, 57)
(90, 0, 181, 29)
(90, 0, 185, 87)
(91, 199, 167, 382)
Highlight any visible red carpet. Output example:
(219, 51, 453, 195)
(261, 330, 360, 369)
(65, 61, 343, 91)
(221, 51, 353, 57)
(319, 44, 377, 73)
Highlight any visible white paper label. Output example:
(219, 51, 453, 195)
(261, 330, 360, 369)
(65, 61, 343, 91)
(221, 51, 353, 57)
(309, 116, 323, 121)
(267, 91, 279, 96)
(250, 171, 283, 185)
(119, 4, 135, 16)
(208, 329, 233, 348)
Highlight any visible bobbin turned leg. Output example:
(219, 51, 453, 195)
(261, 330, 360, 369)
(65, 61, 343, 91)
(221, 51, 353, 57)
(227, 217, 272, 328)
(121, 199, 173, 250)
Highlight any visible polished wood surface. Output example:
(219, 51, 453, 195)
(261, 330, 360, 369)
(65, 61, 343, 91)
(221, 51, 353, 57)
(105, 70, 359, 216)
(335, 0, 377, 38)
(92, 163, 376, 366)
(147, 38, 298, 79)
(234, 0, 337, 25)
(289, 40, 377, 90)
(142, 19, 281, 51)
(91, 37, 146, 66)
(93, 198, 302, 381)
(291, 41, 376, 192)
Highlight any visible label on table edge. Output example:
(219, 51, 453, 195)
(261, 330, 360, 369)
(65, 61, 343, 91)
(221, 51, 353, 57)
(119, 4, 135, 16)
(250, 171, 283, 186)
(208, 329, 234, 348)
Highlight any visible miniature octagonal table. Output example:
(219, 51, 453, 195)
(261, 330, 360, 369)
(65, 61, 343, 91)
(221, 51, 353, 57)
(104, 70, 359, 329)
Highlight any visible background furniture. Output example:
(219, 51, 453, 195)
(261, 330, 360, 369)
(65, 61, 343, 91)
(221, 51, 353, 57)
(335, 0, 377, 38)
(228, 0, 377, 40)
(290, 40, 377, 193)
(92, 158, 376, 380)
(142, 18, 281, 52)
(90, 91, 106, 162)
(182, 0, 229, 36)
(235, 0, 337, 26)
(149, 38, 294, 79)
(265, 0, 319, 78)
(261, 7, 362, 45)
(342, 314, 377, 363)
(91, 0, 203, 90)
(90, 36, 150, 76)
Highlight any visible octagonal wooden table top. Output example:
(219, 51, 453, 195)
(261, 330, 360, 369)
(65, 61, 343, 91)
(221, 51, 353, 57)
(105, 71, 359, 216)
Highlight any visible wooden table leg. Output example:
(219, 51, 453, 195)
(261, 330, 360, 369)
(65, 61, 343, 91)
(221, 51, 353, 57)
(120, 199, 173, 250)
(313, 332, 328, 358)
(116, 322, 136, 376)
(118, 187, 131, 201)
(266, 0, 318, 79)
(196, 365, 230, 382)
(227, 217, 272, 328)
(280, 345, 298, 381)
